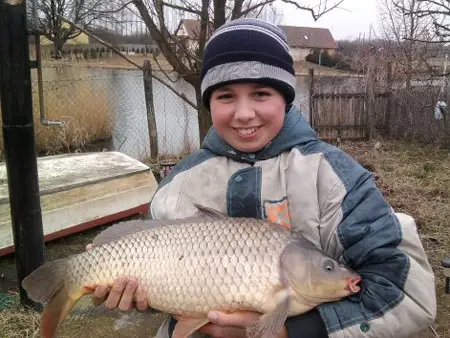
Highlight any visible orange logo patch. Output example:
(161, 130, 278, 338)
(264, 198, 291, 229)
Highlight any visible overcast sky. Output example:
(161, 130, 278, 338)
(279, 0, 379, 40)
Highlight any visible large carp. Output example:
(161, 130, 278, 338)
(22, 205, 361, 338)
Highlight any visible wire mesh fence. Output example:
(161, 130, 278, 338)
(11, 59, 448, 165)
(22, 62, 200, 162)
(14, 46, 449, 166)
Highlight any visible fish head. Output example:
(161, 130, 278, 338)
(280, 239, 362, 302)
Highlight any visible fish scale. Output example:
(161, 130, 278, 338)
(68, 219, 288, 317)
(22, 208, 361, 338)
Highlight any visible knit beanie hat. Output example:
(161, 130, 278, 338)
(200, 18, 296, 110)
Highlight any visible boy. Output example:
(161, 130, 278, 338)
(91, 18, 437, 338)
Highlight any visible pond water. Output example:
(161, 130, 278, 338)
(39, 66, 362, 160)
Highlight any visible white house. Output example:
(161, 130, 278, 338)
(174, 19, 338, 61)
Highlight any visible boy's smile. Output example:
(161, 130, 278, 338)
(210, 82, 286, 153)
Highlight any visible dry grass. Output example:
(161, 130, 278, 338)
(0, 139, 449, 337)
(0, 65, 113, 158)
(340, 139, 450, 338)
(294, 60, 358, 76)
(0, 307, 41, 338)
(0, 303, 168, 338)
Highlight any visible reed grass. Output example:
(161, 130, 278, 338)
(0, 65, 113, 157)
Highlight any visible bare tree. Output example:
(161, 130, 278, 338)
(123, 0, 345, 141)
(396, 0, 450, 43)
(378, 0, 435, 89)
(33, 0, 112, 57)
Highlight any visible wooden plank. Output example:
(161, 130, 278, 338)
(349, 96, 355, 139)
(315, 125, 367, 129)
(312, 92, 389, 99)
(338, 88, 342, 141)
(313, 93, 365, 99)
(361, 96, 367, 138)
(310, 85, 393, 141)
(357, 97, 364, 138)
(331, 94, 336, 139)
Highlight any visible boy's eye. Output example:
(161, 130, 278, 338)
(217, 93, 233, 100)
(254, 91, 271, 97)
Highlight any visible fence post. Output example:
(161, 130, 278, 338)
(386, 62, 393, 137)
(0, 0, 45, 308)
(143, 60, 159, 160)
(365, 55, 376, 141)
(308, 68, 315, 127)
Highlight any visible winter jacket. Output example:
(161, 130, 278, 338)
(149, 105, 437, 338)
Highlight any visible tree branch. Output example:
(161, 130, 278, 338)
(132, 0, 190, 76)
(231, 0, 244, 20)
(280, 0, 346, 21)
(161, 0, 202, 15)
(237, 0, 276, 18)
(58, 14, 198, 110)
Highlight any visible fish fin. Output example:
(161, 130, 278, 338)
(41, 285, 87, 338)
(246, 289, 290, 338)
(172, 317, 210, 338)
(65, 295, 99, 327)
(92, 219, 164, 246)
(193, 204, 227, 219)
(21, 258, 69, 304)
(22, 257, 87, 338)
(154, 316, 171, 338)
(92, 205, 226, 247)
(92, 212, 224, 247)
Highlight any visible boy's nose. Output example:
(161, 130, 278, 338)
(234, 100, 255, 121)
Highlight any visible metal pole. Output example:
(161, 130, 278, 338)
(308, 68, 315, 127)
(0, 0, 45, 309)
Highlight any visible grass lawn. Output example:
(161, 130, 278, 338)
(0, 139, 449, 337)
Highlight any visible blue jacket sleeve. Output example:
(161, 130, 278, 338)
(312, 151, 436, 338)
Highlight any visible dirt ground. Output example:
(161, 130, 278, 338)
(0, 139, 449, 337)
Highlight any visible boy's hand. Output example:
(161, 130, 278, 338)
(86, 244, 149, 312)
(197, 310, 288, 338)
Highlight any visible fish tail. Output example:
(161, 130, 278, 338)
(41, 283, 86, 338)
(22, 258, 88, 338)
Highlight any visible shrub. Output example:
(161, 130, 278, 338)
(306, 49, 351, 70)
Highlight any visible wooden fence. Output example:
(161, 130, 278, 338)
(308, 69, 391, 142)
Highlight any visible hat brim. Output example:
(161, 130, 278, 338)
(202, 78, 296, 111)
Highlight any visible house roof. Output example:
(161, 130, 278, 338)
(175, 19, 338, 50)
(175, 19, 213, 39)
(278, 25, 338, 49)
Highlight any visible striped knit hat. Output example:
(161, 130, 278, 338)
(200, 18, 296, 110)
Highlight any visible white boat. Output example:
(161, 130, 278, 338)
(0, 151, 158, 256)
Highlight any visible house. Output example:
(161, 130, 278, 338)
(39, 22, 90, 46)
(278, 25, 338, 61)
(174, 19, 213, 53)
(174, 19, 338, 61)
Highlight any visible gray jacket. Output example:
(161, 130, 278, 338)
(150, 105, 436, 338)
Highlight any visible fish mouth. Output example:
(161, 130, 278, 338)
(345, 276, 362, 294)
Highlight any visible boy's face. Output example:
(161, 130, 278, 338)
(209, 82, 286, 153)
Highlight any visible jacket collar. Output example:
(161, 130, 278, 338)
(201, 105, 318, 163)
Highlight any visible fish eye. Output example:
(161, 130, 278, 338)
(323, 259, 335, 272)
